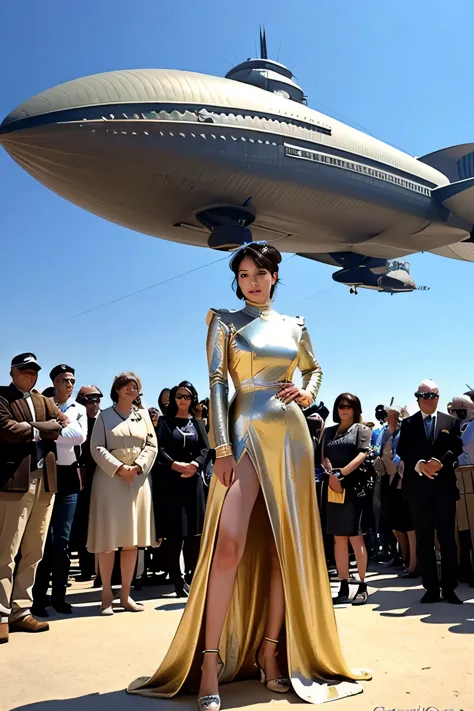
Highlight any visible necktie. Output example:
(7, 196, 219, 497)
(424, 415, 434, 442)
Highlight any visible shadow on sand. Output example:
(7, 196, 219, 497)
(11, 681, 302, 710)
(366, 574, 474, 634)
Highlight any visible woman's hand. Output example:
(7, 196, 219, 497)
(278, 383, 312, 407)
(323, 457, 332, 473)
(278, 383, 301, 405)
(213, 454, 235, 488)
(172, 461, 189, 474)
(295, 389, 313, 408)
(328, 473, 344, 493)
(117, 465, 138, 482)
(180, 463, 198, 479)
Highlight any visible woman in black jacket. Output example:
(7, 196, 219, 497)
(151, 381, 209, 597)
(322, 393, 371, 606)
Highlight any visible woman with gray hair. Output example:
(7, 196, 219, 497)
(87, 372, 157, 615)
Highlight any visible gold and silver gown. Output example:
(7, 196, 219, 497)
(128, 300, 370, 704)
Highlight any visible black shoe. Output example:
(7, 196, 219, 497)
(76, 573, 95, 582)
(420, 590, 441, 603)
(442, 590, 463, 604)
(31, 603, 49, 618)
(174, 578, 189, 599)
(398, 567, 420, 579)
(51, 600, 73, 614)
(332, 579, 350, 605)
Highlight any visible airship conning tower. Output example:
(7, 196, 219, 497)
(225, 28, 306, 104)
(196, 29, 305, 252)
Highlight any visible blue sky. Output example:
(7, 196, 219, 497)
(1, 0, 473, 420)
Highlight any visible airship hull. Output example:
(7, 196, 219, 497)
(0, 68, 472, 258)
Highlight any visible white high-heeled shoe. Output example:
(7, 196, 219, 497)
(197, 649, 223, 711)
(255, 637, 290, 693)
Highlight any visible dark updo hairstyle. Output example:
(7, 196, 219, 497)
(111, 372, 143, 408)
(333, 392, 363, 424)
(166, 380, 199, 419)
(158, 388, 171, 414)
(229, 243, 282, 300)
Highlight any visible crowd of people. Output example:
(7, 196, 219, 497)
(1, 242, 473, 709)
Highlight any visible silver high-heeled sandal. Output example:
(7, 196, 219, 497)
(197, 649, 223, 711)
(255, 637, 291, 693)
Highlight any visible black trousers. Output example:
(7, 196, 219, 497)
(70, 484, 95, 578)
(33, 490, 78, 604)
(409, 492, 458, 593)
(161, 536, 201, 584)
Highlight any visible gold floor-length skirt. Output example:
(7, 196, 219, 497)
(128, 391, 370, 704)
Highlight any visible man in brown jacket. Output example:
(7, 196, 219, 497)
(0, 353, 64, 643)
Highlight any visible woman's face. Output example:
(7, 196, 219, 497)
(175, 387, 192, 415)
(118, 380, 139, 403)
(338, 400, 355, 425)
(237, 255, 277, 304)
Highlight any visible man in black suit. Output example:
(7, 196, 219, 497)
(397, 379, 463, 604)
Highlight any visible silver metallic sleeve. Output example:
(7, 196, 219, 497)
(298, 325, 323, 402)
(206, 311, 233, 458)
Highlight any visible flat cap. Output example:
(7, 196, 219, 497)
(50, 364, 75, 382)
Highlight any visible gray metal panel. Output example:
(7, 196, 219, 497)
(428, 242, 474, 262)
(1, 68, 449, 187)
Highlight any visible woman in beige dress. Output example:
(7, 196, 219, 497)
(87, 372, 157, 615)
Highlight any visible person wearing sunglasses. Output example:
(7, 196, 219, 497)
(397, 380, 464, 604)
(321, 393, 372, 606)
(151, 381, 209, 598)
(32, 364, 87, 616)
(69, 385, 104, 582)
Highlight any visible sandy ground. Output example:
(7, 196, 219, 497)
(2, 567, 474, 711)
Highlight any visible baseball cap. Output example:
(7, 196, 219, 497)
(11, 353, 41, 372)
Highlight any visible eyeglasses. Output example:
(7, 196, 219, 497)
(176, 394, 192, 401)
(59, 378, 75, 384)
(85, 396, 101, 404)
(338, 404, 353, 410)
(415, 392, 439, 400)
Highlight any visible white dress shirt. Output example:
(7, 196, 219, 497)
(415, 411, 440, 474)
(54, 397, 87, 466)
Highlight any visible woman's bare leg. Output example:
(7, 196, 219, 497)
(393, 530, 408, 564)
(258, 536, 285, 682)
(120, 547, 143, 611)
(349, 535, 367, 582)
(97, 550, 115, 609)
(334, 536, 350, 580)
(199, 454, 260, 702)
(407, 530, 417, 573)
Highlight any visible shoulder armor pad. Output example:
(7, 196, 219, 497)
(206, 307, 238, 327)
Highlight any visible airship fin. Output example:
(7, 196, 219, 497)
(431, 177, 474, 224)
(417, 143, 474, 182)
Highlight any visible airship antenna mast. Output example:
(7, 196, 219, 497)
(260, 26, 268, 59)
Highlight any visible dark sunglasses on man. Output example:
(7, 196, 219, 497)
(176, 393, 192, 401)
(415, 392, 439, 400)
(85, 395, 101, 404)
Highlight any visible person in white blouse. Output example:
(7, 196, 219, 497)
(87, 372, 157, 615)
(32, 364, 87, 616)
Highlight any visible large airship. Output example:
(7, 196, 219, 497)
(2, 30, 474, 294)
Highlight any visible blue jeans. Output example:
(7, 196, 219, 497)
(33, 490, 78, 604)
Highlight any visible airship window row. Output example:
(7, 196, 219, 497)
(285, 145, 431, 197)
